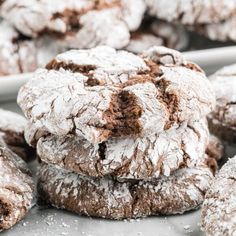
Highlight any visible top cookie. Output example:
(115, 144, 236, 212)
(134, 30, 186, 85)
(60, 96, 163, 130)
(201, 156, 236, 236)
(145, 0, 236, 25)
(208, 64, 236, 142)
(0, 0, 145, 49)
(18, 46, 215, 144)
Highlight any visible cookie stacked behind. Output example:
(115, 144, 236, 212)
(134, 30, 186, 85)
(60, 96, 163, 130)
(144, 0, 236, 43)
(18, 46, 216, 219)
(208, 63, 236, 143)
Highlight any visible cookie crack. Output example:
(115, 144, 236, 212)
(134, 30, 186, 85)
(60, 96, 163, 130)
(103, 90, 143, 138)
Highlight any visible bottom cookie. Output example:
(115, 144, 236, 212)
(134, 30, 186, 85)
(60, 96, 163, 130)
(38, 163, 213, 219)
(201, 156, 236, 236)
(0, 146, 34, 230)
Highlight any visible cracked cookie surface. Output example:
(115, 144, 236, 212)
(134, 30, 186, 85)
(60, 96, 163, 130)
(36, 119, 209, 180)
(18, 46, 215, 144)
(145, 0, 236, 25)
(38, 162, 213, 219)
(208, 64, 236, 143)
(202, 156, 236, 236)
(0, 145, 34, 230)
(0, 0, 145, 49)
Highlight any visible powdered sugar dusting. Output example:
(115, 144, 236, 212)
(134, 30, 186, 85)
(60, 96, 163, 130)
(18, 46, 215, 144)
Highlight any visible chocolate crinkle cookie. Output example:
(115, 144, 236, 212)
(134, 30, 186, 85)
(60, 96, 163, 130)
(208, 63, 236, 143)
(0, 145, 34, 230)
(0, 20, 69, 76)
(17, 46, 215, 144)
(201, 156, 236, 236)
(0, 0, 145, 49)
(144, 0, 236, 25)
(0, 109, 34, 161)
(38, 161, 213, 220)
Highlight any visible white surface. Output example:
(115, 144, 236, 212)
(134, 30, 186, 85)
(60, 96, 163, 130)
(184, 45, 236, 74)
(1, 46, 236, 102)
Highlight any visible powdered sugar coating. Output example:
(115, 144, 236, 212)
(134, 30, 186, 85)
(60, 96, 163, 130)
(208, 64, 236, 143)
(36, 119, 209, 180)
(0, 0, 145, 49)
(38, 162, 213, 219)
(145, 0, 236, 25)
(0, 146, 34, 230)
(18, 46, 215, 144)
(126, 20, 189, 54)
(202, 156, 236, 236)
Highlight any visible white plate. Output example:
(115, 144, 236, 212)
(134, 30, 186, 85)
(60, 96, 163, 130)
(1, 46, 236, 103)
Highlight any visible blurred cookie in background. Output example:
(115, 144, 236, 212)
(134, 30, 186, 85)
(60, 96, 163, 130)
(193, 16, 236, 43)
(144, 0, 236, 25)
(0, 20, 68, 76)
(125, 18, 189, 54)
(0, 20, 37, 76)
(0, 0, 145, 49)
(208, 63, 236, 144)
(0, 108, 34, 161)
(206, 134, 225, 162)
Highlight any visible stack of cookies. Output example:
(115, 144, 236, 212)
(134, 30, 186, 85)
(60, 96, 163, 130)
(18, 45, 216, 219)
